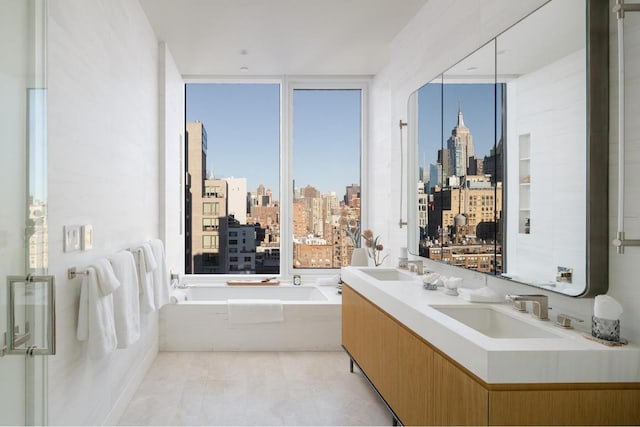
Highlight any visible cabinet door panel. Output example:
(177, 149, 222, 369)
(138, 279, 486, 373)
(396, 327, 434, 426)
(434, 352, 488, 426)
(341, 285, 398, 402)
(489, 388, 640, 426)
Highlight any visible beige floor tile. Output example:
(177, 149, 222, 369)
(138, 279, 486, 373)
(118, 351, 391, 426)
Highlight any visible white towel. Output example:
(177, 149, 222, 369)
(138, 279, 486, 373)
(457, 287, 503, 303)
(140, 242, 157, 272)
(92, 258, 121, 296)
(133, 246, 155, 313)
(227, 299, 284, 324)
(149, 239, 171, 309)
(170, 289, 188, 304)
(110, 250, 141, 348)
(77, 268, 118, 360)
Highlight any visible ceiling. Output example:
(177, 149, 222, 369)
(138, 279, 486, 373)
(138, 0, 428, 77)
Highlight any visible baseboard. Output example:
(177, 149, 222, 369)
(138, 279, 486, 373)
(103, 335, 159, 426)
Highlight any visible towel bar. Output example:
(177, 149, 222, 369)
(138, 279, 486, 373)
(67, 267, 89, 280)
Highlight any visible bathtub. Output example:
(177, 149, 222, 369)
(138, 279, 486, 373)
(159, 284, 342, 351)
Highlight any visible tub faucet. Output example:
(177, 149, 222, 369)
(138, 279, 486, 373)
(406, 260, 424, 275)
(505, 294, 549, 320)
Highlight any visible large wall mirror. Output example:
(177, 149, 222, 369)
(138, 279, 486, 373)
(407, 0, 608, 297)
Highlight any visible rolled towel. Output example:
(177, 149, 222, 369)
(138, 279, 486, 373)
(170, 289, 188, 304)
(457, 286, 502, 303)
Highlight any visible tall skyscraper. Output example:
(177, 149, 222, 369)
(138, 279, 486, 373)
(186, 121, 232, 273)
(447, 107, 474, 177)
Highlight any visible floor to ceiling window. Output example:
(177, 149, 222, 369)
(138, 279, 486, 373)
(185, 83, 281, 275)
(184, 80, 365, 277)
(291, 88, 363, 270)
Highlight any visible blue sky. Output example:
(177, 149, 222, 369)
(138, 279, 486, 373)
(418, 82, 503, 171)
(186, 84, 361, 200)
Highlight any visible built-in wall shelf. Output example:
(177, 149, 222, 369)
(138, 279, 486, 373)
(518, 134, 531, 234)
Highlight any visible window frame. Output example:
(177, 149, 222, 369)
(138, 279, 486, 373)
(184, 77, 369, 282)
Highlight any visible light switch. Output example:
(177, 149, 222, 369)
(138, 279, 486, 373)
(63, 225, 81, 252)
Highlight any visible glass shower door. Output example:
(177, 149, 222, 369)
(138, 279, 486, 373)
(0, 0, 49, 425)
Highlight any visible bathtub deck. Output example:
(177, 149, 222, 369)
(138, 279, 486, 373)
(118, 351, 391, 426)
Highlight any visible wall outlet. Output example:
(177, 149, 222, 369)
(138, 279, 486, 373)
(63, 225, 81, 252)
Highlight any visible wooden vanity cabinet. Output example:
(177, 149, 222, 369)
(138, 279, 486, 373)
(342, 284, 640, 426)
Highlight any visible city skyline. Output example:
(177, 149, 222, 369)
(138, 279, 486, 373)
(185, 84, 361, 199)
(418, 82, 503, 176)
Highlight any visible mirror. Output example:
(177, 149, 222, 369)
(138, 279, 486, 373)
(407, 0, 608, 297)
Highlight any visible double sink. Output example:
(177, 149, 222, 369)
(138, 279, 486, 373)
(345, 266, 639, 383)
(359, 267, 561, 339)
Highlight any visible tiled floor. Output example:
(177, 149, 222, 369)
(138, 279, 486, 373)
(118, 351, 392, 426)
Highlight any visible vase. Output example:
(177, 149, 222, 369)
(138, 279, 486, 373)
(350, 247, 368, 267)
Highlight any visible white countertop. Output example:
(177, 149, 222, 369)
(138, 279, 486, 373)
(341, 266, 640, 384)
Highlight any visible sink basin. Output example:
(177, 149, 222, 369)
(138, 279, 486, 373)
(359, 268, 416, 281)
(432, 305, 561, 339)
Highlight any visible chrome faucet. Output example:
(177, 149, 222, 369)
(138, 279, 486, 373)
(505, 294, 549, 320)
(406, 260, 424, 275)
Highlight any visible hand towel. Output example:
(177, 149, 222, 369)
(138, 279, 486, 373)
(92, 258, 121, 296)
(140, 242, 158, 272)
(110, 250, 141, 348)
(149, 239, 171, 309)
(227, 299, 284, 324)
(133, 246, 155, 313)
(77, 268, 118, 359)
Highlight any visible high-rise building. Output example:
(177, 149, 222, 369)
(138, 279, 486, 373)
(344, 183, 360, 206)
(447, 107, 474, 177)
(187, 121, 236, 274)
(220, 216, 258, 273)
(224, 177, 247, 224)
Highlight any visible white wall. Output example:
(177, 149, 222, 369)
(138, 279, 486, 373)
(46, 0, 175, 424)
(371, 0, 640, 343)
(608, 5, 640, 344)
(159, 43, 186, 274)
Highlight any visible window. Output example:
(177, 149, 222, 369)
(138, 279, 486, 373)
(203, 218, 218, 231)
(185, 80, 365, 277)
(203, 202, 219, 215)
(291, 88, 362, 271)
(202, 235, 219, 249)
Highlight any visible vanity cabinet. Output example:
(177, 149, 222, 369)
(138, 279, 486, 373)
(342, 284, 640, 426)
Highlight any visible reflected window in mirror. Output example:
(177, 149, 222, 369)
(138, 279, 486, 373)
(415, 41, 504, 275)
